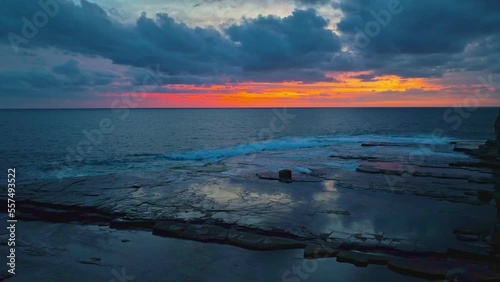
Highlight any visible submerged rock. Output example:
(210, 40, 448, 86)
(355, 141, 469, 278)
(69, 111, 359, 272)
(330, 154, 378, 161)
(336, 251, 370, 267)
(477, 190, 494, 203)
(388, 259, 448, 280)
(304, 244, 339, 259)
(490, 224, 500, 249)
(446, 268, 473, 282)
(152, 221, 305, 250)
(469, 142, 498, 160)
(453, 227, 481, 237)
(462, 109, 500, 160)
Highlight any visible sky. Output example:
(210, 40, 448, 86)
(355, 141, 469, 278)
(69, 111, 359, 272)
(0, 0, 499, 108)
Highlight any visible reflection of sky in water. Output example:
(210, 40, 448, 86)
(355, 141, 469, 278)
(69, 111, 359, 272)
(198, 182, 293, 206)
(193, 180, 297, 226)
(185, 178, 496, 252)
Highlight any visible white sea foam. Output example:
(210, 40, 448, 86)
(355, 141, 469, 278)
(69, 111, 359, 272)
(164, 134, 454, 161)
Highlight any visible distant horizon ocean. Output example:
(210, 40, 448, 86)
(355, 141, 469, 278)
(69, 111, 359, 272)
(1, 107, 497, 183)
(1, 106, 498, 109)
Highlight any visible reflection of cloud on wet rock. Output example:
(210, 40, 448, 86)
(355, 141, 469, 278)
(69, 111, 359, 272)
(195, 180, 294, 208)
(312, 180, 340, 202)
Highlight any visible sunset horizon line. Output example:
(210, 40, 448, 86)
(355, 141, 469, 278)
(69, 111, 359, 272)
(2, 106, 498, 110)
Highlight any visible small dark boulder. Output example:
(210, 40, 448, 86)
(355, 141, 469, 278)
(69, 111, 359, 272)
(490, 224, 500, 249)
(279, 169, 292, 183)
(477, 190, 494, 203)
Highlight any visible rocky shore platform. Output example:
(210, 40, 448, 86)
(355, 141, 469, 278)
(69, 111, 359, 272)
(2, 139, 500, 281)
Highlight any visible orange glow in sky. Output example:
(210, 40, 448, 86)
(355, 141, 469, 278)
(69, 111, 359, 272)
(100, 73, 498, 108)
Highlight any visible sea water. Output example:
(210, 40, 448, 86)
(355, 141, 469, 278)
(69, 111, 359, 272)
(0, 108, 496, 183)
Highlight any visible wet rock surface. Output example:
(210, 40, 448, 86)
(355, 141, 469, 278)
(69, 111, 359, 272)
(459, 139, 500, 161)
(2, 139, 500, 280)
(1, 221, 432, 282)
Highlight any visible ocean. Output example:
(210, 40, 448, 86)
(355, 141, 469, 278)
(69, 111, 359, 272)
(0, 108, 497, 183)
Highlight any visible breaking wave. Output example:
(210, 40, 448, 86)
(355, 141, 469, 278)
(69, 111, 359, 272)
(163, 134, 455, 161)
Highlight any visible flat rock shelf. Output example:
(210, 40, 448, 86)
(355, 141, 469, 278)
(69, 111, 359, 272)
(2, 140, 500, 281)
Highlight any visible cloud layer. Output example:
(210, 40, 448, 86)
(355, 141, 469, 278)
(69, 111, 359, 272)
(0, 0, 499, 107)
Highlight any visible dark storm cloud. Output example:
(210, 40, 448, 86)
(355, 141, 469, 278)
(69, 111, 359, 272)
(337, 0, 500, 55)
(52, 59, 81, 77)
(226, 9, 341, 71)
(294, 0, 331, 6)
(0, 58, 118, 97)
(51, 59, 118, 86)
(351, 73, 377, 82)
(0, 0, 343, 83)
(0, 70, 62, 91)
(454, 34, 500, 74)
(0, 0, 499, 90)
(335, 0, 500, 77)
(0, 0, 236, 75)
(240, 68, 338, 83)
